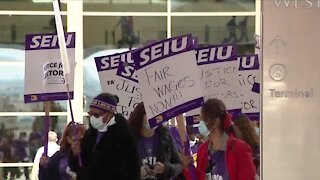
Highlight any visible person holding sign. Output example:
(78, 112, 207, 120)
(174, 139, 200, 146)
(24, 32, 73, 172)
(128, 102, 183, 180)
(31, 131, 60, 180)
(39, 123, 86, 180)
(196, 99, 256, 180)
(69, 93, 140, 180)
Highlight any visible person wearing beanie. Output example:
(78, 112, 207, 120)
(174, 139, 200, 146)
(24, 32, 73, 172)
(68, 93, 140, 180)
(196, 98, 256, 180)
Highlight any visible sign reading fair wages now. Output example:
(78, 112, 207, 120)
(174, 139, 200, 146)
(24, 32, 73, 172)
(132, 34, 204, 127)
(95, 50, 142, 119)
(185, 44, 243, 125)
(24, 32, 75, 103)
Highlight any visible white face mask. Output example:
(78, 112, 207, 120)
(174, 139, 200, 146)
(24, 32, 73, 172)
(90, 116, 108, 132)
(198, 121, 210, 138)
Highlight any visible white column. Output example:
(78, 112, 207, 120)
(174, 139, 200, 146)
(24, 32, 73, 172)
(256, 0, 262, 37)
(67, 0, 83, 123)
(167, 0, 171, 38)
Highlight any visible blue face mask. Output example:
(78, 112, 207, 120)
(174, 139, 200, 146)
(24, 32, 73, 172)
(198, 121, 210, 138)
(255, 127, 260, 135)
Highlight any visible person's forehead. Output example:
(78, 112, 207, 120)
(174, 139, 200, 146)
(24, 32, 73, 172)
(88, 107, 105, 115)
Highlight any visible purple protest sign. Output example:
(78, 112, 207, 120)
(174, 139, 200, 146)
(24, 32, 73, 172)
(148, 97, 204, 127)
(237, 54, 260, 118)
(24, 92, 74, 103)
(25, 32, 75, 50)
(252, 82, 260, 94)
(133, 34, 195, 70)
(132, 34, 204, 128)
(245, 112, 260, 121)
(186, 114, 201, 126)
(95, 50, 142, 119)
(24, 32, 76, 103)
(116, 61, 138, 83)
(228, 108, 242, 119)
(185, 43, 241, 125)
(238, 54, 259, 71)
(95, 50, 134, 72)
(196, 44, 237, 66)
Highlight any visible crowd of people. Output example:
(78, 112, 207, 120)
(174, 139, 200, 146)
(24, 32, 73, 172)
(1, 92, 260, 180)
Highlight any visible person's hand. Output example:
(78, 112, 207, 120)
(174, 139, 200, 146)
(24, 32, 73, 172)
(39, 155, 49, 166)
(153, 162, 165, 174)
(70, 140, 81, 156)
(180, 153, 193, 168)
(140, 166, 147, 178)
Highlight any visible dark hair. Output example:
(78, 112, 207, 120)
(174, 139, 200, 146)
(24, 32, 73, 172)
(233, 114, 259, 150)
(186, 125, 195, 135)
(128, 102, 146, 138)
(59, 122, 86, 153)
(201, 98, 227, 129)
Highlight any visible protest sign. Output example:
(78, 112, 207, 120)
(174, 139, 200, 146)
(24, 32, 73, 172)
(24, 32, 76, 103)
(95, 50, 142, 118)
(238, 54, 260, 120)
(185, 44, 243, 125)
(132, 34, 204, 128)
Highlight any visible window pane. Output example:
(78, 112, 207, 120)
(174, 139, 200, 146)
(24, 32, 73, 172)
(84, 0, 167, 12)
(0, 116, 67, 165)
(0, 1, 67, 11)
(172, 0, 255, 12)
(172, 16, 256, 54)
(0, 165, 33, 180)
(83, 115, 90, 129)
(0, 15, 67, 47)
(0, 64, 67, 112)
(83, 16, 167, 111)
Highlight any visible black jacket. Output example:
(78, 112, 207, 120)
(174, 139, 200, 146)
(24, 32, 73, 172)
(39, 151, 75, 180)
(139, 126, 183, 180)
(69, 114, 140, 180)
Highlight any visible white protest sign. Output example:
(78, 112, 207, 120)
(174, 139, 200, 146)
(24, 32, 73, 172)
(95, 50, 142, 119)
(132, 34, 204, 128)
(237, 54, 260, 120)
(185, 44, 243, 125)
(24, 32, 75, 103)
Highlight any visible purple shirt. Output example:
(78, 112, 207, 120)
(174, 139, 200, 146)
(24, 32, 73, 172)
(208, 151, 229, 180)
(137, 133, 158, 166)
(137, 133, 159, 180)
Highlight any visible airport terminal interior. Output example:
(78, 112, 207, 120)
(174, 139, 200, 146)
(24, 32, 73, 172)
(5, 0, 316, 179)
(3, 0, 258, 179)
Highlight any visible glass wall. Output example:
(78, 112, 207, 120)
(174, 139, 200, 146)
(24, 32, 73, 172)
(0, 0, 259, 179)
(171, 0, 255, 12)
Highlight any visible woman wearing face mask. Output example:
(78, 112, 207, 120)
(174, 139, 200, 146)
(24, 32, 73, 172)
(196, 98, 256, 180)
(233, 114, 260, 176)
(39, 123, 86, 180)
(69, 93, 140, 180)
(128, 102, 183, 180)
